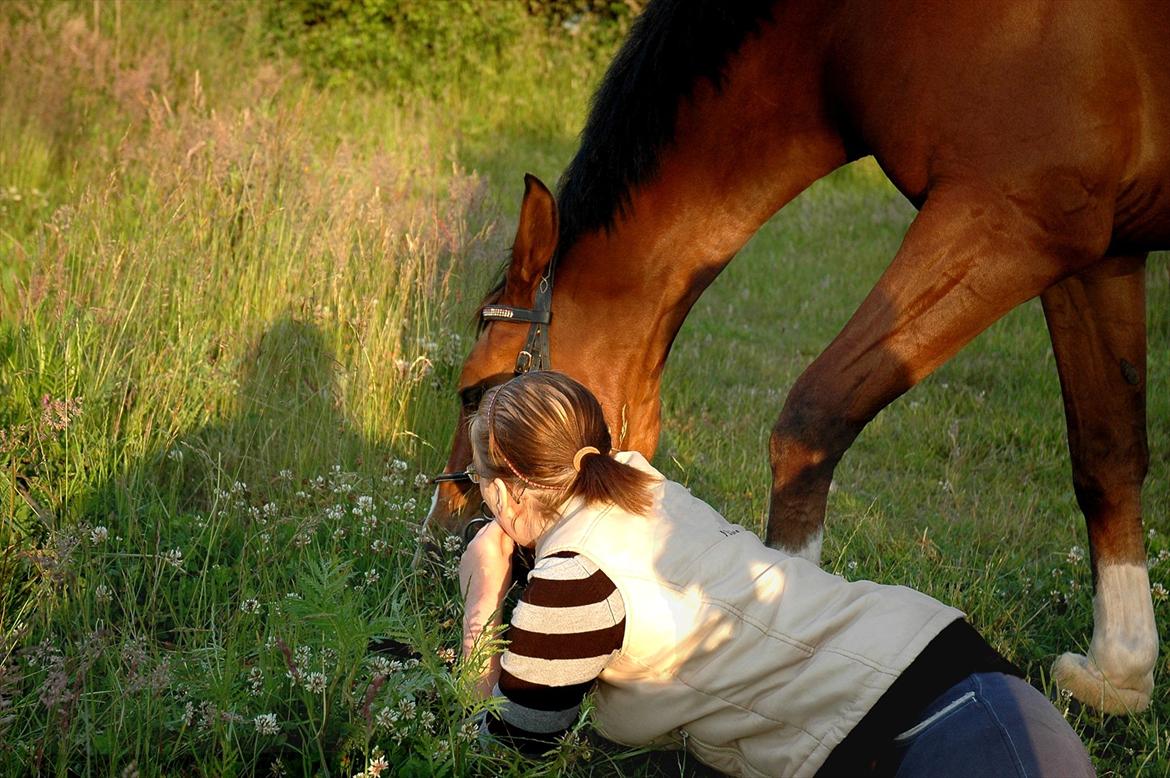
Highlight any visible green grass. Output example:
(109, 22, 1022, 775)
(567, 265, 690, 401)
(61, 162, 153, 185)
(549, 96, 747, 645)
(1, 2, 1167, 776)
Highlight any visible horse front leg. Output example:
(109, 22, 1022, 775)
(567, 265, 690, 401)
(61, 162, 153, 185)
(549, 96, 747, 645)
(767, 186, 1082, 561)
(1043, 254, 1157, 714)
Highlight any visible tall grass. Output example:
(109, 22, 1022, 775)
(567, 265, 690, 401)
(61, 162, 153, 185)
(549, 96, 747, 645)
(1, 2, 1166, 776)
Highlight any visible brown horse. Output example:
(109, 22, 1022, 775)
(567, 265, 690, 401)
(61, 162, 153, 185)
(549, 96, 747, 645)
(427, 0, 1168, 714)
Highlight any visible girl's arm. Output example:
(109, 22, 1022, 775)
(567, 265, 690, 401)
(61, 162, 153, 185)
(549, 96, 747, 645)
(459, 520, 515, 699)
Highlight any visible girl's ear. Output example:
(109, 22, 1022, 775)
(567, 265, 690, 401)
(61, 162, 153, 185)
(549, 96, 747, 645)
(488, 478, 510, 515)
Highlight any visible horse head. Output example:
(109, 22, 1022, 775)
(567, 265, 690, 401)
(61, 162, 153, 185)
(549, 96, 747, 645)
(423, 174, 561, 543)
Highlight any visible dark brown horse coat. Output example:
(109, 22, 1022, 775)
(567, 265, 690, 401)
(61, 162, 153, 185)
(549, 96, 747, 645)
(431, 0, 1168, 714)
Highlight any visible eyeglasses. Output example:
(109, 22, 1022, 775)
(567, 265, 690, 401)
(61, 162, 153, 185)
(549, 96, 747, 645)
(429, 465, 479, 485)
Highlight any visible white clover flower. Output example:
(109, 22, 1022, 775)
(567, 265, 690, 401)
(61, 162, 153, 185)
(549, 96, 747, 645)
(1153, 583, 1168, 602)
(392, 459, 409, 472)
(413, 473, 429, 489)
(231, 481, 246, 494)
(293, 645, 312, 666)
(294, 490, 308, 499)
(1067, 545, 1085, 565)
(333, 527, 348, 541)
(371, 539, 389, 554)
(95, 584, 112, 604)
(259, 532, 271, 546)
(1150, 528, 1158, 539)
(263, 502, 278, 517)
(442, 535, 463, 553)
(375, 706, 396, 731)
(403, 498, 417, 514)
(240, 598, 261, 614)
(437, 647, 456, 664)
(325, 505, 345, 521)
(254, 712, 279, 735)
(278, 469, 293, 480)
(364, 569, 380, 586)
(847, 560, 858, 572)
(248, 667, 264, 695)
(304, 672, 327, 694)
(162, 548, 184, 570)
(90, 526, 109, 544)
(358, 495, 375, 512)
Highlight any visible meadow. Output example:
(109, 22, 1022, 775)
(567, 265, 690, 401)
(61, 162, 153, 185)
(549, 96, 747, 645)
(0, 2, 1167, 776)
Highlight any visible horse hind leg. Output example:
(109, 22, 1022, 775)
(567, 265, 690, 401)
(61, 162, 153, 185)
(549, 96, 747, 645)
(1043, 254, 1157, 714)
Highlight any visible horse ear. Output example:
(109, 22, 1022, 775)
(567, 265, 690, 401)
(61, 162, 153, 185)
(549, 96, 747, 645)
(508, 174, 558, 294)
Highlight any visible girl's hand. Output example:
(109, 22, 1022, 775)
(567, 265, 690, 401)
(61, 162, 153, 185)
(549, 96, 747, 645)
(459, 520, 515, 699)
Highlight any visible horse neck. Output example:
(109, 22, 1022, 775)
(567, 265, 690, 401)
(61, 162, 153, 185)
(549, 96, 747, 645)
(553, 8, 848, 451)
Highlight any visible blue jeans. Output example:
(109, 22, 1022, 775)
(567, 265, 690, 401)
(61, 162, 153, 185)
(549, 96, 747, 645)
(890, 672, 1094, 777)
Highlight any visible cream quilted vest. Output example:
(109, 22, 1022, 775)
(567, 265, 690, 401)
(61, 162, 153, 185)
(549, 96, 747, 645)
(535, 452, 962, 778)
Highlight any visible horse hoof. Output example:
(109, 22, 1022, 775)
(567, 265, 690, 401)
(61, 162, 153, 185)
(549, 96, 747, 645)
(1052, 651, 1152, 714)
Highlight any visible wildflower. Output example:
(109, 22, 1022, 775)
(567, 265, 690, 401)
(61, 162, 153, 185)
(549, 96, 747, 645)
(304, 672, 327, 694)
(248, 667, 264, 695)
(419, 710, 436, 730)
(294, 645, 312, 667)
(1150, 528, 1158, 539)
(375, 705, 396, 731)
(279, 469, 293, 480)
(403, 498, 417, 514)
(846, 560, 858, 572)
(365, 755, 390, 777)
(90, 526, 109, 544)
(364, 569, 380, 586)
(1153, 583, 1168, 603)
(241, 599, 261, 615)
(262, 502, 278, 518)
(166, 448, 183, 462)
(325, 505, 345, 521)
(358, 495, 375, 512)
(442, 535, 463, 553)
(295, 490, 308, 499)
(231, 481, 246, 494)
(1066, 546, 1085, 565)
(437, 647, 456, 664)
(414, 473, 429, 489)
(95, 584, 112, 604)
(371, 539, 389, 554)
(162, 548, 184, 570)
(254, 712, 280, 735)
(392, 459, 409, 473)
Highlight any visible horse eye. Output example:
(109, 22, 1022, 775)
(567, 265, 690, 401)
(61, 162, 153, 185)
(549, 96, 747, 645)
(460, 385, 484, 412)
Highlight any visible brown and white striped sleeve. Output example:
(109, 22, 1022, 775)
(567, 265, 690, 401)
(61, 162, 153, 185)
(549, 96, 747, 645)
(485, 550, 625, 752)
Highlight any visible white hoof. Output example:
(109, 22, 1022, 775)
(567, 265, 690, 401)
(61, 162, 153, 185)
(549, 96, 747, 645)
(1052, 651, 1152, 715)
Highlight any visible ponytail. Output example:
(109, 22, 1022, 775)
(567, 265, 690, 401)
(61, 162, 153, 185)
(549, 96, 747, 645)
(572, 451, 655, 516)
(471, 372, 658, 518)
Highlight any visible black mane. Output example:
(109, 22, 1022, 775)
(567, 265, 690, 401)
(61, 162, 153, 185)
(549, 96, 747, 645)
(555, 0, 775, 255)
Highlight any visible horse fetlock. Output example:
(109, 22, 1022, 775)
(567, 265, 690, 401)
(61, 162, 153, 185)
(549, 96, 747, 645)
(1054, 561, 1158, 714)
(1052, 652, 1153, 715)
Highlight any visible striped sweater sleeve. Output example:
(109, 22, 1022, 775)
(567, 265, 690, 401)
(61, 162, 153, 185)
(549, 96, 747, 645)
(485, 550, 625, 752)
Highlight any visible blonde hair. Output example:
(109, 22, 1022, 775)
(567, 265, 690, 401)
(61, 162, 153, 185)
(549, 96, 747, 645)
(469, 372, 656, 518)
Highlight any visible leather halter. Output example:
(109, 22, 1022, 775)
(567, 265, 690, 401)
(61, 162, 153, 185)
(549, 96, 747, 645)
(480, 264, 555, 375)
(418, 263, 557, 558)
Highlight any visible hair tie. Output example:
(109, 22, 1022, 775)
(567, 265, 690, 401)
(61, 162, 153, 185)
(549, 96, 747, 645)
(573, 446, 600, 473)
